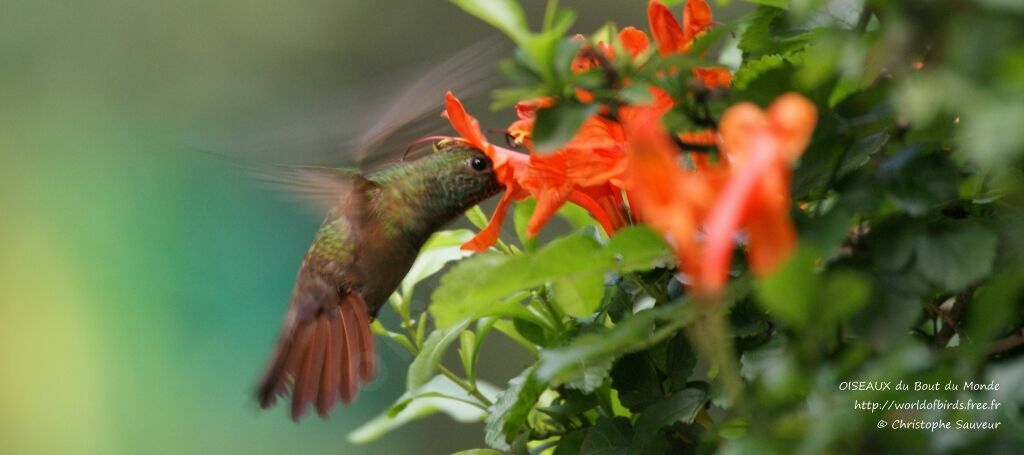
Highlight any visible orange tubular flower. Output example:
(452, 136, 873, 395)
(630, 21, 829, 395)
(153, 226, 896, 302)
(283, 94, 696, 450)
(700, 93, 817, 292)
(618, 27, 651, 58)
(516, 113, 630, 237)
(622, 101, 719, 281)
(447, 91, 630, 250)
(444, 91, 530, 252)
(647, 0, 732, 89)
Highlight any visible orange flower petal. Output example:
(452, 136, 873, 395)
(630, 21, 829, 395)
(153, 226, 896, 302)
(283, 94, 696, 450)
(700, 132, 779, 292)
(678, 129, 717, 146)
(572, 184, 628, 234)
(718, 102, 770, 163)
(682, 0, 713, 43)
(693, 66, 732, 89)
(766, 93, 818, 161)
(746, 197, 797, 275)
(444, 91, 490, 154)
(460, 189, 517, 252)
(648, 0, 687, 56)
(527, 187, 573, 237)
(618, 26, 650, 58)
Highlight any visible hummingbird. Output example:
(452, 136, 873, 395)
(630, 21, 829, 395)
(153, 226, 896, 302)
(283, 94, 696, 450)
(254, 141, 502, 420)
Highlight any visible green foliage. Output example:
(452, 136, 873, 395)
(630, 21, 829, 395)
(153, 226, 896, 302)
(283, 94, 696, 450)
(532, 102, 599, 154)
(430, 227, 671, 328)
(355, 0, 1024, 452)
(348, 375, 498, 444)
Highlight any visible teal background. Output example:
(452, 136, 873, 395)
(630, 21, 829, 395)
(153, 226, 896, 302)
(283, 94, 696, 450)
(0, 1, 652, 453)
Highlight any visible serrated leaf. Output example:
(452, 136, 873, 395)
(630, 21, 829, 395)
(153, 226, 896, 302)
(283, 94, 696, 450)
(485, 366, 546, 451)
(732, 53, 790, 90)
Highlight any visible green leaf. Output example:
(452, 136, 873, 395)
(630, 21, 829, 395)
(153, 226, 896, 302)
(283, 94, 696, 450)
(738, 7, 784, 58)
(580, 416, 634, 455)
(407, 319, 472, 391)
(756, 247, 819, 328)
(664, 332, 696, 393)
(960, 98, 1024, 167)
(629, 387, 708, 453)
(743, 0, 789, 8)
(552, 273, 605, 318)
(485, 366, 546, 451)
(914, 222, 998, 292)
(820, 270, 870, 321)
(431, 227, 671, 328)
(882, 149, 959, 217)
(967, 271, 1024, 356)
(513, 199, 538, 251)
(348, 375, 498, 444)
(400, 229, 475, 297)
(558, 203, 600, 231)
(466, 205, 490, 230)
(610, 352, 663, 412)
(459, 330, 477, 382)
(452, 450, 504, 455)
(554, 429, 587, 455)
(536, 303, 694, 387)
(564, 357, 613, 394)
(732, 53, 791, 90)
(532, 102, 600, 154)
(450, 0, 530, 44)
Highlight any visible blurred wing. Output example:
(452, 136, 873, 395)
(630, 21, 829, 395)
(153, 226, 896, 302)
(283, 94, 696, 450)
(351, 38, 503, 168)
(190, 38, 503, 170)
(201, 149, 373, 216)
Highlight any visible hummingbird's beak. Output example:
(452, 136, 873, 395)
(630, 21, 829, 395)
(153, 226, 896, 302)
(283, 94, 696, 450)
(403, 135, 453, 161)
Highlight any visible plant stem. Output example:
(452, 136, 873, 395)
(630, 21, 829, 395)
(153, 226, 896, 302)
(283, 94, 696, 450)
(438, 364, 493, 407)
(422, 393, 489, 412)
(536, 290, 566, 332)
(625, 272, 668, 304)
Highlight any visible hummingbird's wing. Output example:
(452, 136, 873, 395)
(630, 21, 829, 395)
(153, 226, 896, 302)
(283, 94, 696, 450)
(240, 163, 372, 215)
(192, 38, 504, 170)
(350, 38, 503, 169)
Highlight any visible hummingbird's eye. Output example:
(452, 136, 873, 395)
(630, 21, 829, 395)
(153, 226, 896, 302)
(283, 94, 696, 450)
(469, 156, 490, 172)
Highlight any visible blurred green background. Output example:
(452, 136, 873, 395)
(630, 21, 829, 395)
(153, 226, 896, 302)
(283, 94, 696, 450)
(0, 1, 663, 453)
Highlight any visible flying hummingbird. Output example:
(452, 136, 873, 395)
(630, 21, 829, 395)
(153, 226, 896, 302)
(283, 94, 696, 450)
(237, 42, 508, 420)
(254, 142, 502, 420)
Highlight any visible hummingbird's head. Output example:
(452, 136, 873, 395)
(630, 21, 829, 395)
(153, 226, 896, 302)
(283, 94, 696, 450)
(428, 141, 503, 208)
